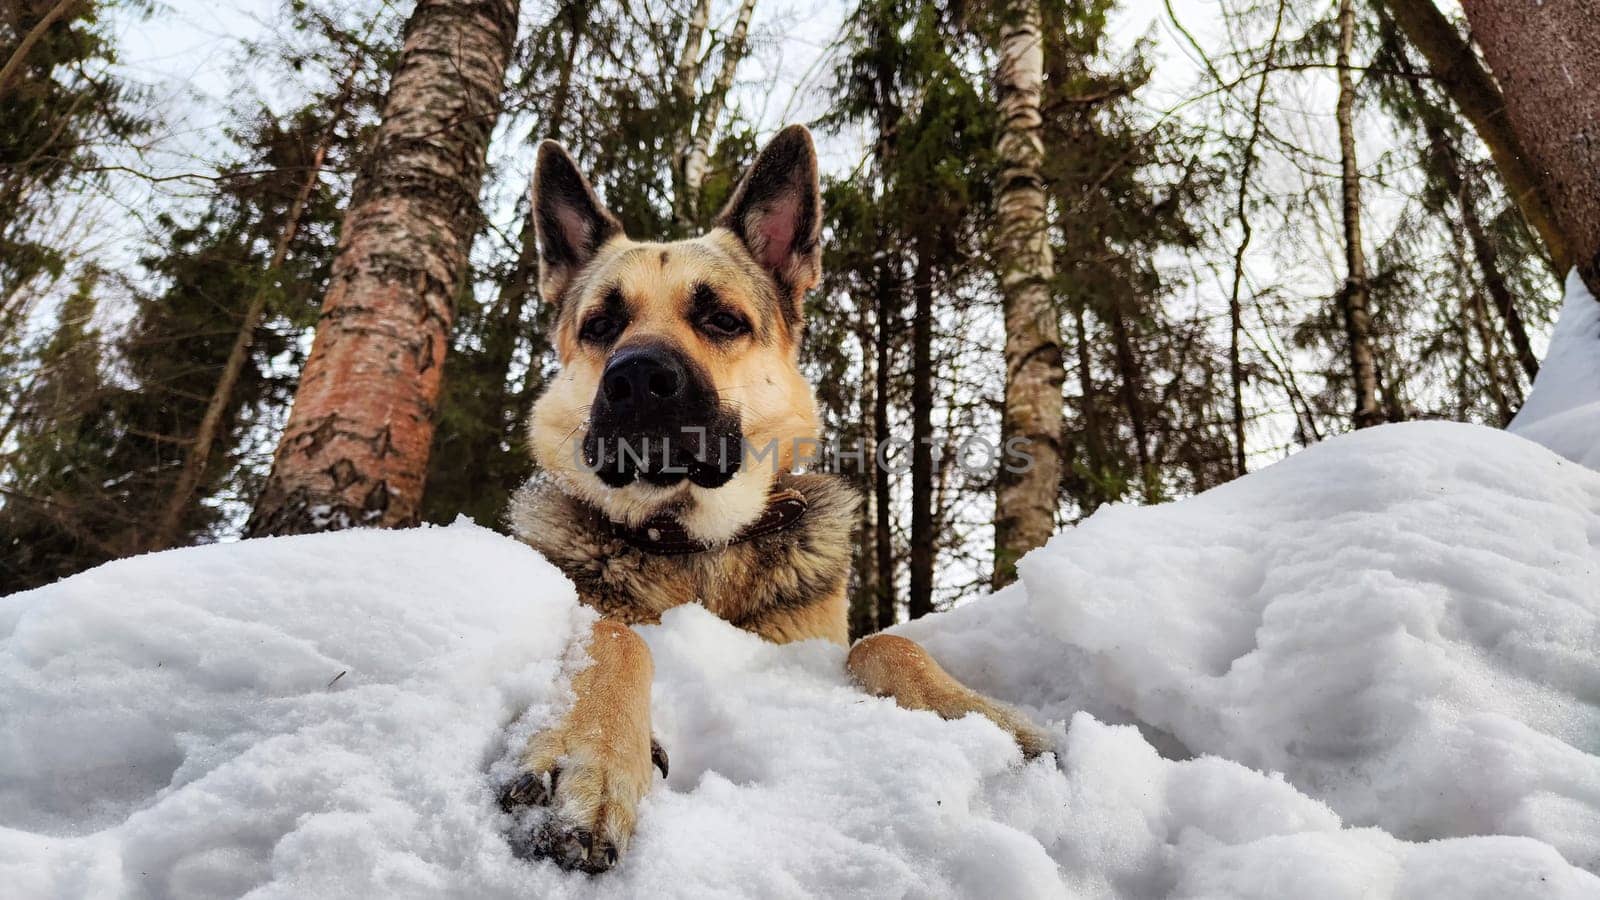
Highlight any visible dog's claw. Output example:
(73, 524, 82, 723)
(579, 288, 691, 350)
(498, 769, 557, 812)
(651, 737, 669, 779)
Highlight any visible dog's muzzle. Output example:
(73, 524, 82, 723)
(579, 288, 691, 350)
(582, 344, 742, 489)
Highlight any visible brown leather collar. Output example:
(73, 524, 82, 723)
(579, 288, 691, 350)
(612, 488, 809, 556)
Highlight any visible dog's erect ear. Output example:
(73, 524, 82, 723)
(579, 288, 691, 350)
(533, 141, 622, 304)
(715, 125, 823, 315)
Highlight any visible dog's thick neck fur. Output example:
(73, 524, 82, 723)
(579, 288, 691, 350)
(510, 472, 860, 645)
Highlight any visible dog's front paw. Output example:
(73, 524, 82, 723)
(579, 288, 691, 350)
(500, 752, 647, 872)
(500, 732, 663, 873)
(501, 619, 658, 873)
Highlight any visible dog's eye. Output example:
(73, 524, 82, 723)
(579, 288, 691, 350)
(579, 314, 621, 344)
(699, 310, 750, 339)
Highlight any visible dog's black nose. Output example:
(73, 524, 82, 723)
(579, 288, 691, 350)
(602, 346, 686, 409)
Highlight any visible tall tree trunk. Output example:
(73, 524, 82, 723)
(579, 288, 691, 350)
(851, 317, 880, 639)
(873, 259, 897, 630)
(1383, 0, 1569, 279)
(678, 0, 758, 228)
(908, 241, 935, 620)
(992, 0, 1063, 588)
(870, 19, 902, 630)
(670, 0, 716, 227)
(1336, 0, 1384, 430)
(1459, 0, 1600, 298)
(246, 0, 519, 537)
(673, 0, 714, 105)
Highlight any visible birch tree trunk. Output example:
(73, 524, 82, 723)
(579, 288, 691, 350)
(679, 0, 758, 227)
(1336, 0, 1384, 430)
(670, 0, 716, 228)
(1459, 0, 1600, 298)
(992, 0, 1063, 588)
(246, 0, 519, 537)
(673, 0, 714, 106)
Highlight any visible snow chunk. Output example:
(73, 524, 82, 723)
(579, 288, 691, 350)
(1054, 713, 1594, 899)
(1020, 421, 1600, 875)
(1, 525, 592, 898)
(1511, 271, 1600, 468)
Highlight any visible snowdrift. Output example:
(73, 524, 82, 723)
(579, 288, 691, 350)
(4, 281, 1599, 898)
(1511, 271, 1600, 469)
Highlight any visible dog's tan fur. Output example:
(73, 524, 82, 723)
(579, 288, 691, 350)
(504, 127, 1049, 872)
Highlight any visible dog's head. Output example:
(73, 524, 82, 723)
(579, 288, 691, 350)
(527, 126, 823, 543)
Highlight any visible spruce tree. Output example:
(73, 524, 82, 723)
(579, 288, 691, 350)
(1, 0, 146, 344)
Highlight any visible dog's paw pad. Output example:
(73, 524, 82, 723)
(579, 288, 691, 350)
(499, 769, 557, 812)
(516, 824, 619, 873)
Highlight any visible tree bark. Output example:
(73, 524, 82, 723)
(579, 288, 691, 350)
(246, 0, 519, 537)
(1459, 0, 1600, 297)
(992, 0, 1063, 588)
(1336, 0, 1384, 430)
(670, 0, 716, 227)
(1383, 0, 1570, 279)
(673, 0, 714, 105)
(908, 241, 935, 620)
(678, 0, 758, 228)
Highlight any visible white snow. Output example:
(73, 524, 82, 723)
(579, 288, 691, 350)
(1511, 272, 1600, 467)
(6, 284, 1600, 898)
(1013, 422, 1600, 874)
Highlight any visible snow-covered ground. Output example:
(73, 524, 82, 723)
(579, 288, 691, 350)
(5, 282, 1600, 898)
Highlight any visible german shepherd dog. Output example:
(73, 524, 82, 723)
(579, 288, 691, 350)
(501, 125, 1049, 872)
